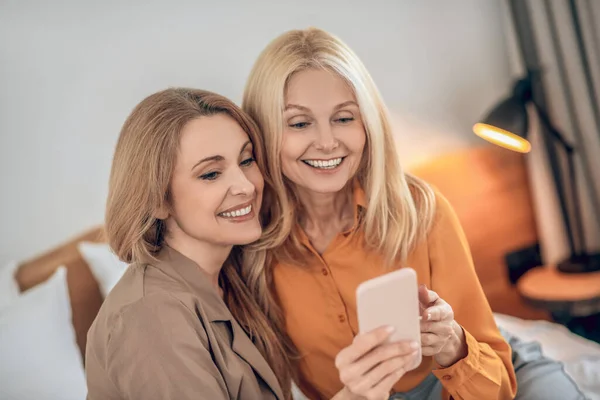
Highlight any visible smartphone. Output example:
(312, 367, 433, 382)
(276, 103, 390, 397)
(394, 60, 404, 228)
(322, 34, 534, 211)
(356, 268, 422, 370)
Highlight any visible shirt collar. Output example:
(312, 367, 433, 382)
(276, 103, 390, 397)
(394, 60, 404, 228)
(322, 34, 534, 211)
(140, 245, 230, 322)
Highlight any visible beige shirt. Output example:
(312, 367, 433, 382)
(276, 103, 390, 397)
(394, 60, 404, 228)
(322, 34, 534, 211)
(85, 246, 284, 400)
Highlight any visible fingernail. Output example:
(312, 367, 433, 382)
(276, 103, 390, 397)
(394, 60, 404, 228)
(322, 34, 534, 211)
(385, 326, 395, 334)
(410, 341, 419, 350)
(427, 312, 431, 321)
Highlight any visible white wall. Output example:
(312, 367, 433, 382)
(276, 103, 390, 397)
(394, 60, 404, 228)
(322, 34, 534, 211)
(0, 0, 513, 264)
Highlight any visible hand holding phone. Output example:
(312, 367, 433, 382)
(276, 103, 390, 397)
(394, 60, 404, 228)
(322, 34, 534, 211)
(334, 269, 422, 400)
(418, 284, 467, 367)
(334, 326, 419, 400)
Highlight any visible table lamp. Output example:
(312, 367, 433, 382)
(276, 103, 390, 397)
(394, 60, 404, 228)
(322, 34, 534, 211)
(473, 72, 600, 274)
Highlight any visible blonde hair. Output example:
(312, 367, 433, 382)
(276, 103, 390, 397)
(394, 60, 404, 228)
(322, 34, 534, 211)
(243, 28, 436, 267)
(241, 28, 436, 381)
(105, 88, 292, 398)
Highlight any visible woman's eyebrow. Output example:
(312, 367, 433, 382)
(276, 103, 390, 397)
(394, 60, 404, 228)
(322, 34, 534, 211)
(333, 101, 359, 111)
(284, 104, 311, 112)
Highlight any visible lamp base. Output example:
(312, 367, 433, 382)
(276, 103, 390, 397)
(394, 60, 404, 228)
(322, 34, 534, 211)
(557, 253, 600, 274)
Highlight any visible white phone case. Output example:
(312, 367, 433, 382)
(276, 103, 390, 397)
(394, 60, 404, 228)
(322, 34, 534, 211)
(356, 268, 422, 370)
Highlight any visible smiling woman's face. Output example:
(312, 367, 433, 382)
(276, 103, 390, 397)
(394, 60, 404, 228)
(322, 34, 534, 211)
(164, 113, 264, 248)
(281, 68, 366, 195)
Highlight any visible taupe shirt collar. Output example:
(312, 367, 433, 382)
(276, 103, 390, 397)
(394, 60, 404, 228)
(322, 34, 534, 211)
(142, 246, 284, 400)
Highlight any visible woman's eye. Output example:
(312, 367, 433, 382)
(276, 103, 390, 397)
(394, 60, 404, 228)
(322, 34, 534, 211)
(336, 117, 354, 124)
(199, 171, 220, 181)
(240, 157, 255, 167)
(289, 121, 310, 129)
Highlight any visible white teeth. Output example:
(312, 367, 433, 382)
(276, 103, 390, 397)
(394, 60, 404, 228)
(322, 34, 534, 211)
(220, 205, 252, 218)
(304, 158, 342, 169)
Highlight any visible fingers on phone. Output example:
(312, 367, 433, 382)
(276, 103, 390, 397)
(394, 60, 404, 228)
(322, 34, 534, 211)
(420, 332, 440, 347)
(342, 348, 418, 399)
(421, 343, 449, 356)
(339, 339, 418, 381)
(361, 341, 419, 368)
(420, 321, 454, 336)
(422, 304, 453, 322)
(337, 326, 395, 368)
(418, 284, 429, 305)
(360, 357, 407, 392)
(421, 346, 437, 357)
(421, 330, 453, 355)
(418, 284, 439, 302)
(428, 289, 440, 304)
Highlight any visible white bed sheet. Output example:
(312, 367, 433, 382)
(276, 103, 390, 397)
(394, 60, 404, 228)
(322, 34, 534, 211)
(494, 313, 600, 400)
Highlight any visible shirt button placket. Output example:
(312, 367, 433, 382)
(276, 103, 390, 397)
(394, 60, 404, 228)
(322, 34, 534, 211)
(318, 258, 349, 328)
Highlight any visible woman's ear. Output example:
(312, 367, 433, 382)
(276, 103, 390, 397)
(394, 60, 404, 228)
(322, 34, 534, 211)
(154, 204, 169, 220)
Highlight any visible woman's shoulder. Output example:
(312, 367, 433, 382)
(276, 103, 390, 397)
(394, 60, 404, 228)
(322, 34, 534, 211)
(91, 264, 207, 345)
(406, 175, 453, 220)
(405, 176, 465, 246)
(419, 186, 466, 247)
(430, 188, 456, 222)
(100, 263, 183, 315)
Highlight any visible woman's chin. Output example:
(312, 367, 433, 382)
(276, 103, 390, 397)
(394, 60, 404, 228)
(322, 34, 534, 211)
(226, 223, 263, 246)
(298, 177, 351, 196)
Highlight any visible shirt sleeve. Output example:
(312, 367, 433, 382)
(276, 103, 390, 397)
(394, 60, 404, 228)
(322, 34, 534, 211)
(103, 293, 230, 400)
(428, 192, 517, 400)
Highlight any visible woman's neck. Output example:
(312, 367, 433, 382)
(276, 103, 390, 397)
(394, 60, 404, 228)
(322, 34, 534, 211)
(165, 231, 231, 290)
(296, 184, 355, 248)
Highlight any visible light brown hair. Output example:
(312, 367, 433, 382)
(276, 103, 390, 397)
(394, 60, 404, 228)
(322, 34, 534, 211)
(105, 88, 293, 397)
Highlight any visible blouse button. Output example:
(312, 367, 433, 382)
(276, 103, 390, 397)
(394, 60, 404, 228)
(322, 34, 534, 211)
(321, 268, 329, 276)
(442, 375, 452, 381)
(338, 314, 346, 323)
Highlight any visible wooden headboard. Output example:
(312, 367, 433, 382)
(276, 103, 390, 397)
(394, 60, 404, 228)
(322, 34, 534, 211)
(15, 227, 105, 359)
(409, 145, 548, 320)
(12, 144, 548, 363)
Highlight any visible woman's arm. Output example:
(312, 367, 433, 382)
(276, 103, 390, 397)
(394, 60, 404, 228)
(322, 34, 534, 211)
(427, 193, 517, 400)
(97, 293, 229, 399)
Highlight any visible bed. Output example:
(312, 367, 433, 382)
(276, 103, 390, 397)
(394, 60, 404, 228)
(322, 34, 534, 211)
(1, 145, 598, 399)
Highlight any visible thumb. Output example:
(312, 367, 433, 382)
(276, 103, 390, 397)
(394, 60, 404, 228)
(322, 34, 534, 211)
(418, 284, 430, 316)
(418, 284, 430, 305)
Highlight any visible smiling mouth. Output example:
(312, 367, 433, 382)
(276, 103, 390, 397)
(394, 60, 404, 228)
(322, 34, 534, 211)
(302, 157, 345, 169)
(218, 203, 253, 218)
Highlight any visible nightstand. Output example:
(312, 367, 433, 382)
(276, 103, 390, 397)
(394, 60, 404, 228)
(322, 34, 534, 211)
(517, 266, 600, 343)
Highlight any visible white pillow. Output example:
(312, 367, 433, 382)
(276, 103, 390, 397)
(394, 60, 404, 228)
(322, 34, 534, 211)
(0, 267, 87, 400)
(78, 242, 128, 297)
(0, 261, 20, 310)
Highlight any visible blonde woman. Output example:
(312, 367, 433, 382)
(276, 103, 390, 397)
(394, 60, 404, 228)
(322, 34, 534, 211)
(85, 88, 293, 400)
(242, 28, 517, 400)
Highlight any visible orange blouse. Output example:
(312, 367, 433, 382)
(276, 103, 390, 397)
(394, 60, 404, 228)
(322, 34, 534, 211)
(272, 185, 517, 400)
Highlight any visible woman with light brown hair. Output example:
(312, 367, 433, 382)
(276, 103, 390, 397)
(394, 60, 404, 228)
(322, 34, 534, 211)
(85, 88, 293, 400)
(242, 28, 517, 400)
